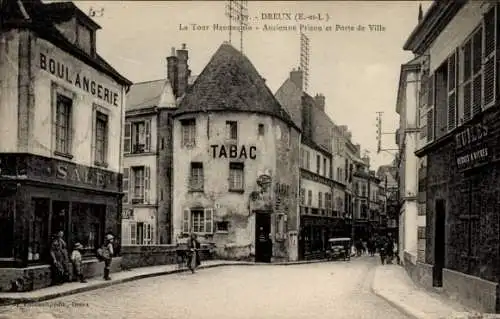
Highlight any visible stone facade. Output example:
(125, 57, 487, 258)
(172, 112, 300, 260)
(0, 0, 130, 291)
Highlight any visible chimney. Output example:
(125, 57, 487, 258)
(176, 43, 189, 98)
(166, 47, 178, 97)
(418, 3, 423, 23)
(314, 93, 325, 111)
(290, 68, 303, 91)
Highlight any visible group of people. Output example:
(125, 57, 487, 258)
(353, 233, 399, 265)
(49, 230, 115, 285)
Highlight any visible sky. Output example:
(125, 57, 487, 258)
(70, 0, 433, 170)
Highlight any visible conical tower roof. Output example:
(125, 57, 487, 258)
(174, 43, 298, 130)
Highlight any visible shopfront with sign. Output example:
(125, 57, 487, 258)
(418, 106, 500, 299)
(0, 154, 122, 272)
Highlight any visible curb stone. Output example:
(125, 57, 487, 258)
(0, 259, 330, 306)
(370, 285, 426, 319)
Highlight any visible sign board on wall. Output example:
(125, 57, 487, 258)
(37, 47, 122, 107)
(0, 154, 121, 192)
(454, 124, 490, 171)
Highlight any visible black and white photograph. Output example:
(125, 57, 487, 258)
(0, 0, 498, 318)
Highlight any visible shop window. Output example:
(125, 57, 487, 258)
(182, 208, 214, 234)
(55, 94, 73, 156)
(229, 162, 244, 192)
(29, 198, 50, 263)
(51, 201, 69, 239)
(71, 203, 105, 257)
(0, 199, 14, 258)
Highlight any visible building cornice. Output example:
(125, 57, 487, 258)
(300, 168, 346, 190)
(403, 2, 466, 55)
(125, 107, 158, 117)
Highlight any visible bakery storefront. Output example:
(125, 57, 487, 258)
(0, 154, 122, 291)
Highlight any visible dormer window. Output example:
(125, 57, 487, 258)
(76, 21, 93, 55)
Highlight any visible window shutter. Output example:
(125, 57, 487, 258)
(427, 109, 434, 142)
(143, 166, 150, 204)
(484, 6, 496, 108)
(472, 28, 483, 115)
(145, 120, 152, 152)
(204, 208, 214, 233)
(428, 73, 435, 107)
(130, 222, 137, 245)
(123, 167, 129, 203)
(122, 221, 130, 245)
(447, 51, 458, 131)
(124, 122, 131, 154)
(183, 209, 190, 233)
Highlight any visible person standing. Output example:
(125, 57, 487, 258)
(99, 234, 114, 281)
(49, 230, 69, 285)
(187, 233, 201, 273)
(70, 243, 87, 283)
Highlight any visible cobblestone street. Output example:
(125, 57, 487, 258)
(0, 257, 409, 319)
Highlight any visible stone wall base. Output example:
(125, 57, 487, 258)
(0, 257, 122, 292)
(403, 252, 434, 290)
(443, 268, 498, 313)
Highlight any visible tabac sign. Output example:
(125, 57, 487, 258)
(455, 124, 489, 171)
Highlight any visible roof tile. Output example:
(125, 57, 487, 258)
(174, 43, 298, 129)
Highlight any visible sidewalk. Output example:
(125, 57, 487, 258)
(0, 258, 327, 306)
(371, 264, 488, 319)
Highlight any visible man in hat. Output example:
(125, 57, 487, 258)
(102, 234, 114, 280)
(70, 242, 87, 283)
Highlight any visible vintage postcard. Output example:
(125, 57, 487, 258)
(0, 0, 495, 318)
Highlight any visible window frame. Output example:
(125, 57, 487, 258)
(93, 104, 109, 166)
(52, 84, 75, 159)
(228, 162, 244, 192)
(189, 162, 204, 192)
(181, 118, 196, 147)
(226, 121, 238, 141)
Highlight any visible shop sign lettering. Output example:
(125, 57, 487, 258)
(210, 145, 256, 159)
(39, 53, 121, 107)
(455, 124, 488, 150)
(55, 164, 113, 188)
(456, 148, 489, 169)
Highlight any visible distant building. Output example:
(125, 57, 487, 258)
(0, 0, 131, 291)
(405, 0, 500, 312)
(395, 56, 426, 266)
(377, 164, 399, 238)
(276, 69, 347, 260)
(121, 45, 196, 245)
(171, 43, 301, 262)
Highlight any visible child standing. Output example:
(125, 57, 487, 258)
(71, 243, 87, 283)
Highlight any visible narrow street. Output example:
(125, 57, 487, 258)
(0, 257, 409, 319)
